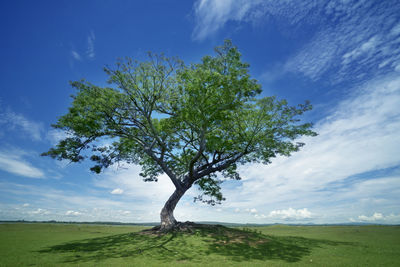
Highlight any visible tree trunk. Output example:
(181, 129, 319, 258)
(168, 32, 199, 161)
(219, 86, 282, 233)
(160, 188, 186, 230)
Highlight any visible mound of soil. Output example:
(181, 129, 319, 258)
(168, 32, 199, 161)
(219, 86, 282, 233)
(141, 221, 221, 234)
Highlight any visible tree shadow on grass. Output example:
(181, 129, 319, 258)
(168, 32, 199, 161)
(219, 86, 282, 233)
(38, 231, 181, 263)
(194, 226, 354, 262)
(38, 225, 354, 264)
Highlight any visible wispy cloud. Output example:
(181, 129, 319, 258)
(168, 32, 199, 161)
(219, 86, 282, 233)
(192, 0, 327, 41)
(46, 129, 70, 146)
(70, 31, 95, 62)
(281, 1, 400, 83)
(86, 30, 95, 59)
(193, 1, 400, 85)
(0, 109, 48, 179)
(110, 188, 123, 195)
(0, 149, 45, 178)
(71, 50, 81, 61)
(192, 0, 264, 41)
(0, 110, 43, 141)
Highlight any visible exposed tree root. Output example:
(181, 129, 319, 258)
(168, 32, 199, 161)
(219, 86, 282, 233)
(141, 221, 222, 235)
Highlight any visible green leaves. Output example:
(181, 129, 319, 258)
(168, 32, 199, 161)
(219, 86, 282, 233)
(194, 175, 225, 205)
(176, 41, 260, 131)
(41, 137, 86, 162)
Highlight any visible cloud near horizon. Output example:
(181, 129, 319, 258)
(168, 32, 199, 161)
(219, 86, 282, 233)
(268, 208, 312, 220)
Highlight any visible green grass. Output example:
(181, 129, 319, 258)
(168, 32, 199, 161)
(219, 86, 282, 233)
(0, 223, 399, 266)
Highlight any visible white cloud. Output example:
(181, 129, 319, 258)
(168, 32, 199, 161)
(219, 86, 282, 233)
(110, 188, 124, 195)
(30, 208, 50, 215)
(341, 35, 380, 65)
(0, 110, 43, 141)
(71, 50, 81, 61)
(86, 30, 95, 59)
(46, 129, 70, 146)
(0, 150, 45, 178)
(192, 0, 264, 40)
(192, 1, 400, 84)
(192, 0, 330, 41)
(352, 212, 400, 223)
(65, 210, 82, 216)
(23, 203, 30, 207)
(282, 1, 400, 83)
(269, 208, 312, 220)
(70, 31, 95, 62)
(254, 213, 266, 219)
(390, 22, 400, 36)
(358, 212, 383, 221)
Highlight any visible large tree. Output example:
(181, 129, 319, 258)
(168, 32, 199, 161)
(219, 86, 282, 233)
(43, 41, 316, 230)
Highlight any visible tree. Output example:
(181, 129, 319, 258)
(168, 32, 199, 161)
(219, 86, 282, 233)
(42, 40, 317, 230)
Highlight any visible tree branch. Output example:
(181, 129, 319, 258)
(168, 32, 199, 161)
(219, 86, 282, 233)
(144, 148, 183, 191)
(188, 127, 206, 181)
(194, 152, 245, 179)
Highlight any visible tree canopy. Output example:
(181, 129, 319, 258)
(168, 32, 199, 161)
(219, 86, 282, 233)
(43, 40, 316, 229)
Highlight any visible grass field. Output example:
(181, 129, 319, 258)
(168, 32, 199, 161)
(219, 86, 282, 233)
(0, 223, 399, 266)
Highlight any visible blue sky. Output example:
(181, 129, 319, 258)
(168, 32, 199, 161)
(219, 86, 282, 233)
(1, 0, 399, 224)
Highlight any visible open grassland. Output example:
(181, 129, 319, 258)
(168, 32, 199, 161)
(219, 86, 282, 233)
(0, 223, 399, 266)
